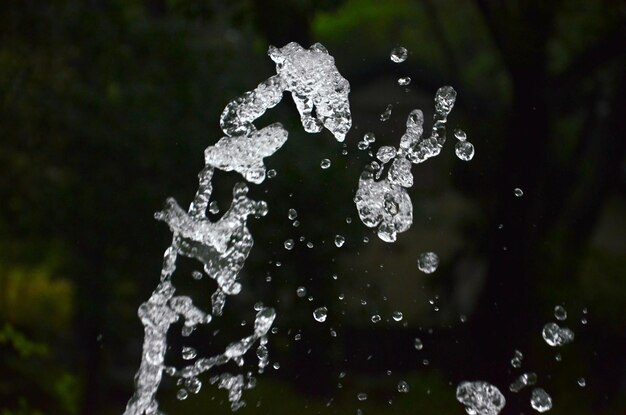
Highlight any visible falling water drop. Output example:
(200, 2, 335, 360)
(334, 235, 345, 247)
(380, 104, 393, 121)
(414, 338, 423, 350)
(390, 47, 408, 63)
(417, 252, 439, 274)
(398, 77, 411, 86)
(296, 286, 307, 298)
(371, 314, 381, 323)
(530, 388, 553, 412)
(320, 159, 332, 169)
(455, 141, 475, 161)
(397, 380, 410, 393)
(554, 305, 567, 321)
(313, 307, 328, 323)
(288, 208, 298, 220)
(392, 311, 403, 322)
(514, 188, 524, 197)
(182, 346, 197, 361)
(284, 239, 294, 250)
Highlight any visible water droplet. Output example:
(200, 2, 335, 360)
(306, 241, 314, 248)
(176, 389, 188, 400)
(320, 158, 331, 169)
(511, 350, 523, 368)
(273, 362, 280, 370)
(267, 169, 277, 178)
(346, 217, 352, 224)
(456, 381, 505, 415)
(554, 305, 567, 321)
(186, 377, 202, 394)
(371, 314, 381, 323)
(191, 270, 203, 280)
(414, 338, 423, 350)
(313, 307, 328, 323)
(380, 104, 393, 122)
(542, 322, 574, 346)
(390, 47, 408, 63)
(398, 77, 411, 86)
(288, 208, 298, 220)
(397, 380, 410, 393)
(296, 286, 307, 297)
(555, 353, 562, 362)
(357, 392, 368, 401)
(434, 86, 456, 115)
(417, 252, 439, 274)
(577, 377, 586, 387)
(364, 132, 376, 143)
(392, 311, 403, 322)
(514, 188, 524, 197)
(509, 372, 537, 393)
(182, 346, 197, 360)
(454, 129, 467, 141)
(208, 200, 220, 214)
(455, 140, 475, 161)
(357, 140, 370, 150)
(284, 239, 294, 250)
(334, 235, 345, 247)
(530, 388, 552, 412)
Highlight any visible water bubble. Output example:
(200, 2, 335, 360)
(273, 362, 280, 370)
(390, 47, 408, 63)
(542, 322, 574, 346)
(456, 381, 505, 415)
(346, 217, 352, 224)
(334, 235, 345, 247)
(397, 380, 410, 393)
(414, 338, 423, 350)
(392, 311, 403, 322)
(357, 140, 370, 150)
(455, 141, 475, 161)
(320, 159, 332, 169)
(554, 305, 567, 321)
(284, 239, 294, 250)
(371, 314, 381, 323)
(357, 392, 368, 401)
(296, 286, 307, 297)
(380, 104, 393, 121)
(454, 129, 467, 141)
(398, 77, 411, 86)
(191, 270, 203, 280)
(530, 388, 552, 413)
(577, 377, 586, 387)
(182, 346, 197, 360)
(417, 252, 439, 274)
(266, 168, 277, 178)
(514, 188, 524, 197)
(306, 241, 314, 248)
(313, 307, 328, 323)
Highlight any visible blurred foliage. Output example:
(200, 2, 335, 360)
(1, 0, 625, 414)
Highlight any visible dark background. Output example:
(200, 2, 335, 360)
(1, 0, 625, 414)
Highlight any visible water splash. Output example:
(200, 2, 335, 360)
(355, 86, 469, 242)
(124, 42, 351, 415)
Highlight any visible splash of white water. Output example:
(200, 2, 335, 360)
(124, 42, 351, 415)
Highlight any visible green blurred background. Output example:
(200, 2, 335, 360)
(1, 0, 625, 414)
